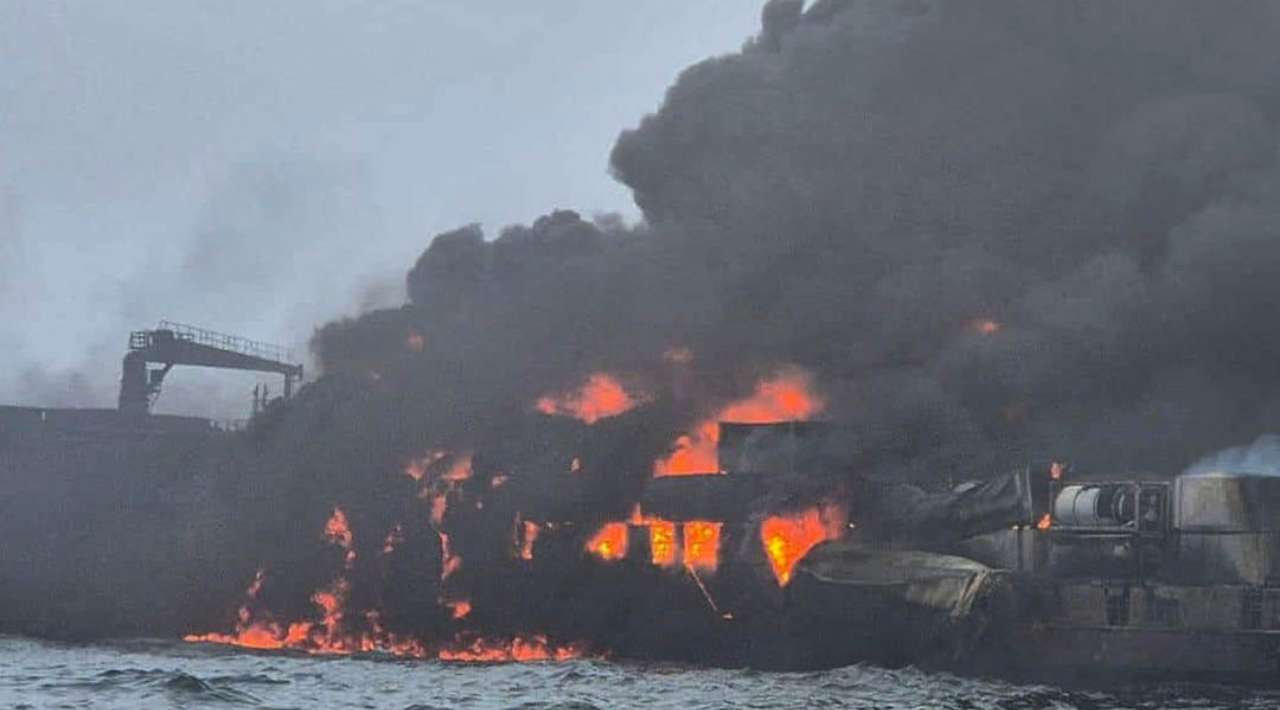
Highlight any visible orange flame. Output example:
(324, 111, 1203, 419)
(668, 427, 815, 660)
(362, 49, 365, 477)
(310, 579, 350, 649)
(682, 521, 721, 572)
(324, 508, 356, 568)
(187, 572, 377, 656)
(187, 609, 578, 662)
(519, 520, 540, 561)
(654, 424, 721, 477)
(412, 452, 472, 527)
(184, 624, 296, 652)
(535, 373, 643, 424)
(1036, 513, 1052, 530)
(381, 524, 404, 555)
(324, 508, 353, 549)
(589, 508, 723, 572)
(969, 318, 1002, 335)
(405, 450, 447, 481)
(439, 531, 462, 580)
(648, 521, 677, 567)
(585, 522, 628, 561)
(412, 450, 473, 527)
(427, 492, 448, 526)
(655, 369, 824, 476)
(437, 635, 586, 663)
(182, 569, 273, 648)
(243, 568, 266, 601)
(185, 516, 582, 662)
(441, 455, 473, 482)
(188, 517, 367, 655)
(445, 599, 472, 620)
(760, 503, 847, 586)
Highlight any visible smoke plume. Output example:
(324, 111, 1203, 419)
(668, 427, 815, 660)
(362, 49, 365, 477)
(9, 0, 1280, 655)
(1185, 434, 1280, 477)
(320, 0, 1280, 482)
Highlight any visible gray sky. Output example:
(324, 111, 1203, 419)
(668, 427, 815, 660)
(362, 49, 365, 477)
(0, 1, 759, 417)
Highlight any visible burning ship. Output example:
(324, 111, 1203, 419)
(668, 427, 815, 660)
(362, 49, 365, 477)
(511, 420, 1280, 680)
(6, 323, 1280, 680)
(8, 0, 1280, 689)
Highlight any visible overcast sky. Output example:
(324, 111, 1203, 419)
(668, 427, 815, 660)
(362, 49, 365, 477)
(0, 1, 759, 416)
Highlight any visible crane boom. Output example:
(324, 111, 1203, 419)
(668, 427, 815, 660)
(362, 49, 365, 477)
(118, 321, 303, 415)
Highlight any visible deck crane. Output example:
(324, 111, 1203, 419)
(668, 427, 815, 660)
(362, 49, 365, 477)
(118, 321, 303, 415)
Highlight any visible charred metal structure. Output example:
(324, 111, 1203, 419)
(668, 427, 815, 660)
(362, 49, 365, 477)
(774, 461, 1280, 679)
(559, 422, 1280, 678)
(967, 470, 1280, 679)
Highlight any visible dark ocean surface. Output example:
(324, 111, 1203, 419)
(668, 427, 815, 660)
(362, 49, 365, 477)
(3, 636, 1280, 709)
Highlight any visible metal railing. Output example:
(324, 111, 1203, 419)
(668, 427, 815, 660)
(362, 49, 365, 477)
(154, 320, 294, 364)
(211, 418, 250, 433)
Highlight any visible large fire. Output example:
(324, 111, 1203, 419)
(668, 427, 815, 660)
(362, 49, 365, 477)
(428, 492, 448, 527)
(408, 451, 473, 527)
(441, 455, 473, 482)
(185, 511, 585, 662)
(648, 520, 677, 567)
(184, 510, 440, 657)
(439, 531, 462, 580)
(654, 370, 824, 476)
(324, 507, 356, 568)
(585, 522, 628, 561)
(405, 450, 447, 482)
(444, 599, 472, 620)
(518, 519, 541, 561)
(186, 583, 581, 662)
(189, 362, 847, 663)
(683, 521, 721, 572)
(584, 507, 724, 574)
(438, 635, 587, 662)
(760, 503, 848, 586)
(535, 373, 643, 425)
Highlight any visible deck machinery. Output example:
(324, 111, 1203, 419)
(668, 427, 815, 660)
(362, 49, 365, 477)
(621, 421, 1280, 676)
(118, 321, 303, 415)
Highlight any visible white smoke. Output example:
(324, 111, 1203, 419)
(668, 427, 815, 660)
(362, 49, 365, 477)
(1184, 434, 1280, 476)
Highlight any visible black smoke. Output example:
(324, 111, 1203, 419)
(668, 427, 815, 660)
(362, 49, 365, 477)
(277, 0, 1280, 655)
(8, 0, 1280, 657)
(320, 0, 1280, 483)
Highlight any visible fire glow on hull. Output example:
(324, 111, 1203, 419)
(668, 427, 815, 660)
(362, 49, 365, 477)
(184, 507, 587, 663)
(761, 503, 848, 586)
(187, 368, 845, 665)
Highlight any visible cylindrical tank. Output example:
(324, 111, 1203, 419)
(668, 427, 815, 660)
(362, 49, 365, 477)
(1052, 485, 1134, 527)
